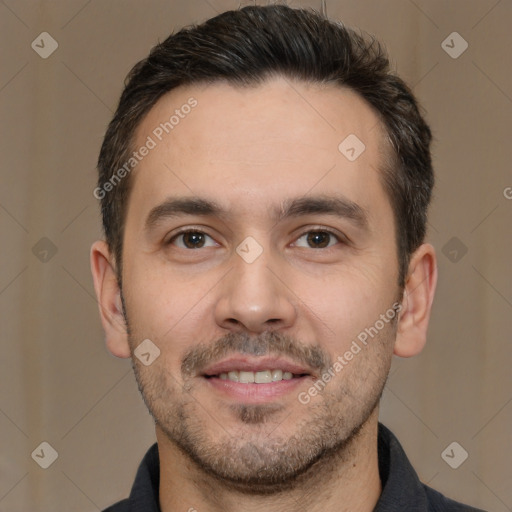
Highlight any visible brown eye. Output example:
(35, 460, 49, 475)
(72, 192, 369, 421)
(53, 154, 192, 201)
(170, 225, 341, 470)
(295, 230, 340, 249)
(169, 231, 216, 249)
(307, 231, 331, 248)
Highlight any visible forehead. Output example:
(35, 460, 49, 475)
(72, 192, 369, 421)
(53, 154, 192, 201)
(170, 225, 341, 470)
(127, 77, 391, 226)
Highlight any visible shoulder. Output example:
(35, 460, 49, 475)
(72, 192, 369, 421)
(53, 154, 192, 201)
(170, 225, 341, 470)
(377, 423, 487, 512)
(423, 483, 487, 511)
(102, 499, 130, 512)
(101, 442, 160, 512)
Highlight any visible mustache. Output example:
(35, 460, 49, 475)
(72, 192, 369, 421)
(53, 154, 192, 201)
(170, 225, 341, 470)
(181, 330, 332, 378)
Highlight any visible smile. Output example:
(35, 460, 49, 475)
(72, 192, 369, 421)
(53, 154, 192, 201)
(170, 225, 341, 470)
(214, 369, 296, 383)
(200, 358, 313, 403)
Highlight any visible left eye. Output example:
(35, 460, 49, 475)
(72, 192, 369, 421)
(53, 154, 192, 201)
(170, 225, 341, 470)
(294, 230, 340, 249)
(169, 231, 218, 249)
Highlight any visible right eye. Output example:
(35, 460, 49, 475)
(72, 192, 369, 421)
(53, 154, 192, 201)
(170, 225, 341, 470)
(167, 230, 218, 249)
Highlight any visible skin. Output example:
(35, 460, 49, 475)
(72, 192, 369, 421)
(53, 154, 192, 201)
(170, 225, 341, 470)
(91, 77, 437, 512)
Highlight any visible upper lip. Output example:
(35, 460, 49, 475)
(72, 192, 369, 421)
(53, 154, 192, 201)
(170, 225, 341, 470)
(201, 356, 313, 377)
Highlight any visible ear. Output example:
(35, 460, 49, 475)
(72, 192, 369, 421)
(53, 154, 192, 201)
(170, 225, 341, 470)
(90, 240, 131, 358)
(394, 243, 437, 358)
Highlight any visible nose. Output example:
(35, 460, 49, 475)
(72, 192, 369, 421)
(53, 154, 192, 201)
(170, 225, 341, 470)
(214, 247, 297, 335)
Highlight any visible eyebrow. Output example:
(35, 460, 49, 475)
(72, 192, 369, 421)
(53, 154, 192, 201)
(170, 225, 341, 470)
(145, 194, 369, 232)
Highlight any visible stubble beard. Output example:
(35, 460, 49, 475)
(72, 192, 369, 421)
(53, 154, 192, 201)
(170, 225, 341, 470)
(128, 323, 395, 494)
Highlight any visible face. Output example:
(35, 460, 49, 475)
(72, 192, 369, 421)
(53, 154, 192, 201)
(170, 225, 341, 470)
(118, 78, 403, 489)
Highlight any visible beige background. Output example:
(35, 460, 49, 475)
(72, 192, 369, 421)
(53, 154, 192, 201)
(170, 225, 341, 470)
(1, 0, 511, 510)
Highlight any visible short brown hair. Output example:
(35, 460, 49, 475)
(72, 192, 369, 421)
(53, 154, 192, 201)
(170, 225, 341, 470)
(97, 5, 433, 288)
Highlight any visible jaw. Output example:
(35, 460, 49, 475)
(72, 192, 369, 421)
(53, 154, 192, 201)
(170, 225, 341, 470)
(155, 405, 381, 502)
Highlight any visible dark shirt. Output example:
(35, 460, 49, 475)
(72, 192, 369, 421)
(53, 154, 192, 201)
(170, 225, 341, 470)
(103, 423, 485, 511)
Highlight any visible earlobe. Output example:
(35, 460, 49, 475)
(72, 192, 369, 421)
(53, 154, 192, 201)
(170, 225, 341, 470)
(394, 243, 438, 358)
(90, 240, 131, 359)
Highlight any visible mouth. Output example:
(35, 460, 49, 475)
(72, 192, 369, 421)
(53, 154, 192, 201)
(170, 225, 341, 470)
(200, 357, 313, 403)
(204, 369, 307, 383)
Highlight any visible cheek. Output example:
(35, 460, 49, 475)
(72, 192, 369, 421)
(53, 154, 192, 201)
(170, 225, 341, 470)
(122, 258, 214, 347)
(292, 262, 397, 355)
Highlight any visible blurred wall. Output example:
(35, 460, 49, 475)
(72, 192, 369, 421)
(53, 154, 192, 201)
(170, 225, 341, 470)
(0, 1, 511, 510)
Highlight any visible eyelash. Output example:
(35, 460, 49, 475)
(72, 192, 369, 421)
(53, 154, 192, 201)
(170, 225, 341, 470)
(166, 226, 347, 249)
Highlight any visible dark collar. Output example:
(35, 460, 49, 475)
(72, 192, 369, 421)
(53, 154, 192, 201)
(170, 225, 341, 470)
(125, 440, 160, 512)
(374, 422, 431, 510)
(106, 423, 483, 511)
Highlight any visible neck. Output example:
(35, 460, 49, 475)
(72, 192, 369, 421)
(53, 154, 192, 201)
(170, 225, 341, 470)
(157, 409, 382, 512)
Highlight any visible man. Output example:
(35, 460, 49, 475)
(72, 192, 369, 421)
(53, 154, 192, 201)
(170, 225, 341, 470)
(90, 5, 484, 511)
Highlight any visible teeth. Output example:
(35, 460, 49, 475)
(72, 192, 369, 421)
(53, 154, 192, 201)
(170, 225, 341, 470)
(228, 371, 239, 382)
(216, 369, 299, 383)
(255, 370, 272, 383)
(272, 369, 283, 381)
(239, 371, 255, 383)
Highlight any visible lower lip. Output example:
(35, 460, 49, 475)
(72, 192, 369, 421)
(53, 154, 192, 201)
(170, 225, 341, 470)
(203, 376, 309, 403)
